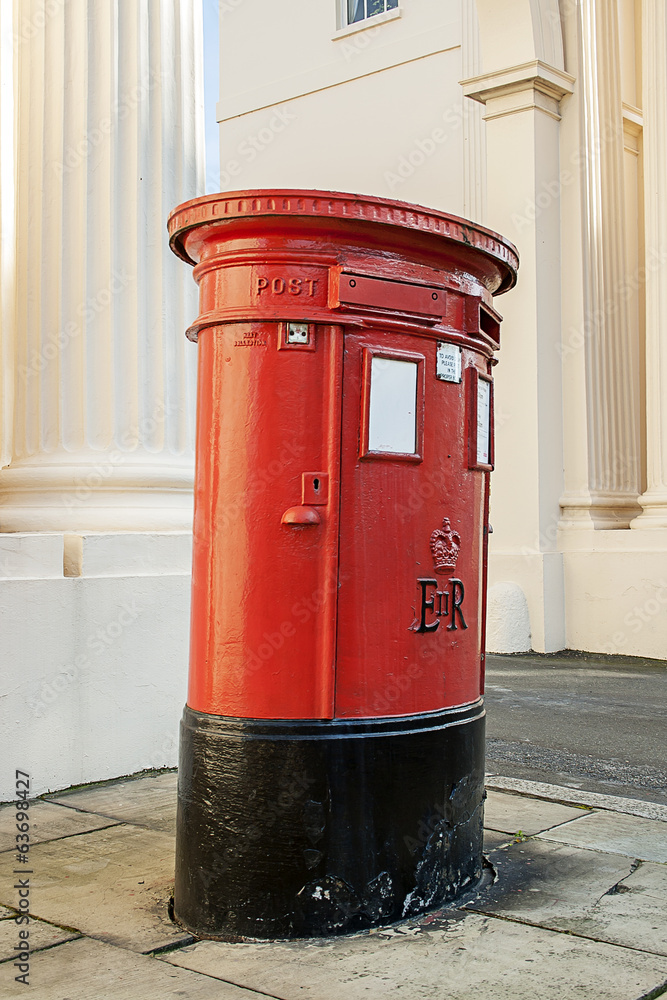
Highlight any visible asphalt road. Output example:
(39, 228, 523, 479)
(484, 651, 667, 805)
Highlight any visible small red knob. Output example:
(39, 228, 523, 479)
(281, 505, 321, 526)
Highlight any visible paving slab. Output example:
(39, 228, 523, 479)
(0, 908, 14, 921)
(0, 800, 120, 853)
(538, 810, 667, 862)
(0, 936, 269, 1000)
(484, 789, 590, 836)
(47, 772, 177, 834)
(488, 776, 667, 821)
(0, 916, 79, 962)
(482, 829, 512, 851)
(0, 824, 187, 954)
(469, 838, 667, 956)
(160, 912, 667, 1000)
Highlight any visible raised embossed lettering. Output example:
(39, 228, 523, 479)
(255, 275, 318, 297)
(413, 578, 467, 633)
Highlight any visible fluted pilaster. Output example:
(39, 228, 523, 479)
(562, 0, 642, 527)
(461, 58, 572, 652)
(631, 0, 667, 529)
(0, 0, 204, 530)
(461, 0, 486, 224)
(0, 0, 15, 470)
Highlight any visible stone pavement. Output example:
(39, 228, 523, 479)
(0, 771, 665, 999)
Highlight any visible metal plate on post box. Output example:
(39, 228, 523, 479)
(477, 378, 491, 465)
(287, 322, 309, 344)
(436, 342, 462, 383)
(335, 271, 444, 320)
(368, 357, 419, 454)
(302, 472, 329, 505)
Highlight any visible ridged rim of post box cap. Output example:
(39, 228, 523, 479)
(167, 189, 519, 295)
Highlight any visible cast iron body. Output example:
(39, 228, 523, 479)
(168, 189, 518, 939)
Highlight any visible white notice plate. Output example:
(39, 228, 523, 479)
(368, 357, 418, 454)
(476, 378, 491, 465)
(436, 342, 462, 383)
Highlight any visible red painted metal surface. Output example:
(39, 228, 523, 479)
(168, 190, 518, 721)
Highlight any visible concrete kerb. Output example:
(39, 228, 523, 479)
(486, 775, 667, 823)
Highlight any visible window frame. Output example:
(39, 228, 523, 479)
(336, 0, 402, 34)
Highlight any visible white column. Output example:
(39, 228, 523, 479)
(0, 0, 15, 471)
(462, 62, 573, 652)
(559, 0, 642, 528)
(631, 0, 667, 528)
(0, 0, 204, 531)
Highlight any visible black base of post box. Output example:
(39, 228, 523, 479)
(174, 704, 486, 940)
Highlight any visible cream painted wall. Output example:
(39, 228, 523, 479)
(0, 534, 191, 801)
(218, 0, 460, 121)
(219, 50, 465, 211)
(218, 0, 465, 212)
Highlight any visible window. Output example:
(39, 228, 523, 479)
(347, 0, 399, 25)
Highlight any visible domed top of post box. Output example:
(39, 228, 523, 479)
(168, 189, 518, 296)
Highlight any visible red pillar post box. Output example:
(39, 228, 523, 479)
(168, 190, 518, 939)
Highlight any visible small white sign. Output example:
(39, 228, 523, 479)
(436, 342, 462, 383)
(287, 322, 309, 344)
(477, 378, 491, 465)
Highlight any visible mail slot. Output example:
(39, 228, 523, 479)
(333, 271, 444, 319)
(168, 189, 518, 939)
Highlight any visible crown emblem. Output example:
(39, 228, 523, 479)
(430, 518, 461, 574)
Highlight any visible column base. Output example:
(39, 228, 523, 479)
(175, 703, 486, 940)
(630, 491, 667, 529)
(559, 491, 642, 529)
(0, 463, 194, 531)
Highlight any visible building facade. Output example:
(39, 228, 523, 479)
(1, 0, 665, 799)
(217, 0, 667, 659)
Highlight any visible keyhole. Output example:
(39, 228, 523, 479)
(313, 478, 320, 491)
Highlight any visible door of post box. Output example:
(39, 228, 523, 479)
(334, 330, 488, 719)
